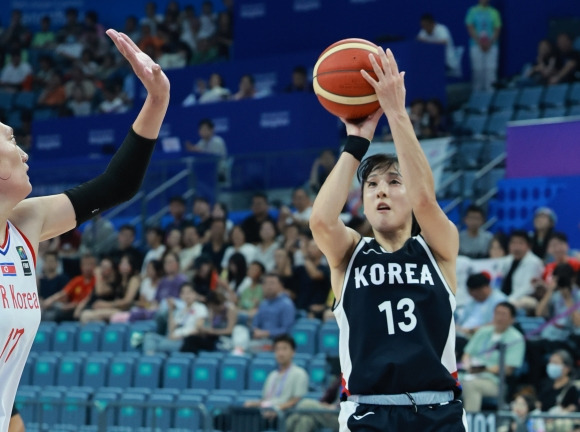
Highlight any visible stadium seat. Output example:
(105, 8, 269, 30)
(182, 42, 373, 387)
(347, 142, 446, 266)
(309, 358, 328, 391)
(21, 352, 37, 386)
(38, 390, 62, 428)
(542, 107, 567, 118)
(464, 90, 493, 114)
(107, 357, 135, 388)
(6, 110, 22, 130)
(33, 355, 59, 386)
(515, 86, 543, 110)
(513, 108, 540, 121)
(13, 91, 37, 110)
(318, 322, 339, 356)
(293, 355, 309, 371)
(197, 351, 226, 360)
(33, 107, 58, 121)
(101, 324, 127, 352)
(516, 316, 545, 339)
(170, 351, 196, 360)
(247, 357, 278, 390)
(145, 393, 174, 430)
(219, 357, 248, 391)
(82, 356, 109, 388)
(484, 110, 513, 137)
(15, 387, 37, 422)
(56, 355, 83, 386)
(462, 170, 478, 199)
(491, 88, 519, 112)
(0, 90, 13, 112)
(118, 393, 147, 428)
(205, 394, 235, 416)
(541, 83, 569, 107)
(163, 357, 192, 389)
(181, 388, 210, 399)
(134, 356, 163, 388)
(126, 320, 157, 352)
(174, 395, 205, 430)
(569, 105, 580, 116)
(486, 140, 506, 163)
(292, 324, 318, 355)
(568, 82, 580, 105)
(60, 390, 90, 427)
(462, 114, 487, 136)
(53, 325, 78, 352)
(77, 326, 102, 352)
(458, 140, 484, 169)
(191, 357, 219, 390)
(91, 390, 118, 426)
(32, 323, 54, 352)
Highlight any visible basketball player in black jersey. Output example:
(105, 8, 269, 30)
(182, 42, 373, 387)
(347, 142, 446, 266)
(310, 48, 467, 431)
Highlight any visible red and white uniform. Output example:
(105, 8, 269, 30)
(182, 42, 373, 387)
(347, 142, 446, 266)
(0, 221, 39, 432)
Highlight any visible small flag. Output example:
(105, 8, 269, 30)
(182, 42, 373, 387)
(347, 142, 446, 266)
(1, 263, 17, 276)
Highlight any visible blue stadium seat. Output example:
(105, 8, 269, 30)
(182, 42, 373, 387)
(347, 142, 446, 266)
(82, 356, 109, 388)
(0, 90, 13, 112)
(91, 391, 118, 426)
(163, 357, 192, 389)
(118, 393, 147, 428)
(205, 394, 234, 416)
(513, 108, 540, 121)
(77, 326, 102, 352)
(541, 83, 569, 107)
(134, 356, 163, 388)
(517, 316, 545, 339)
(174, 395, 205, 430)
(145, 393, 174, 430)
(56, 355, 83, 386)
(480, 168, 505, 192)
(15, 387, 37, 422)
(485, 110, 513, 137)
(247, 357, 278, 390)
(464, 90, 493, 114)
(6, 110, 22, 130)
(515, 86, 543, 110)
(491, 88, 519, 112)
(32, 323, 54, 352)
(197, 351, 226, 360)
(21, 352, 37, 386)
(170, 351, 196, 360)
(60, 390, 90, 427)
(101, 324, 127, 352)
(53, 325, 78, 352)
(33, 107, 58, 121)
(462, 170, 478, 199)
(568, 105, 580, 116)
(486, 140, 506, 163)
(542, 107, 567, 118)
(219, 357, 248, 391)
(181, 388, 209, 399)
(293, 355, 309, 371)
(318, 322, 339, 356)
(569, 82, 580, 105)
(463, 114, 487, 136)
(13, 91, 37, 110)
(107, 357, 135, 388)
(308, 358, 328, 391)
(292, 324, 318, 355)
(126, 320, 157, 352)
(458, 140, 484, 168)
(253, 352, 275, 361)
(38, 390, 62, 428)
(33, 355, 59, 386)
(191, 357, 219, 390)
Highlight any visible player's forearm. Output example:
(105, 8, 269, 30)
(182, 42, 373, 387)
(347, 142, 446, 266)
(132, 93, 169, 139)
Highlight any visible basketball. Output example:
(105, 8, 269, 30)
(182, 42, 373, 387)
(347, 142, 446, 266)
(313, 38, 381, 120)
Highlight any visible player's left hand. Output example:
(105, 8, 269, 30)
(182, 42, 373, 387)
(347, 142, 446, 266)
(361, 47, 406, 117)
(340, 107, 383, 141)
(106, 29, 170, 102)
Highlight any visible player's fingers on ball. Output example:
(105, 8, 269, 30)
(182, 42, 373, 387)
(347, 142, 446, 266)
(377, 47, 390, 74)
(368, 54, 384, 79)
(360, 69, 377, 87)
(386, 48, 400, 76)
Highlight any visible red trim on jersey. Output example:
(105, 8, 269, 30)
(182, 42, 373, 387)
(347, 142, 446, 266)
(12, 224, 36, 267)
(341, 374, 351, 396)
(451, 370, 461, 387)
(0, 224, 8, 249)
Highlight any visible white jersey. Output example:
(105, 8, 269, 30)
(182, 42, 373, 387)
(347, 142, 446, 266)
(0, 221, 39, 432)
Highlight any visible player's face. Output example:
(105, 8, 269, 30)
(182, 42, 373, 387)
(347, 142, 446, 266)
(0, 122, 31, 201)
(362, 168, 412, 234)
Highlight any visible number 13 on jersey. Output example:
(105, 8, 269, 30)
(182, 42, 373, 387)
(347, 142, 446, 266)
(378, 298, 417, 335)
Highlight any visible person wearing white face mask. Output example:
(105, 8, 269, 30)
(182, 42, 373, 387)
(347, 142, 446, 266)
(537, 350, 578, 414)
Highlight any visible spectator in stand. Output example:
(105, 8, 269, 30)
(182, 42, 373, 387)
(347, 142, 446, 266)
(236, 261, 265, 324)
(162, 1, 181, 34)
(500, 394, 544, 432)
(33, 55, 56, 91)
(215, 11, 233, 59)
(124, 15, 141, 42)
(192, 196, 213, 240)
(181, 290, 237, 354)
(500, 230, 544, 310)
(42, 253, 96, 322)
(185, 118, 227, 158)
(530, 207, 556, 260)
(31, 16, 56, 50)
(140, 1, 164, 35)
(152, 251, 188, 330)
(65, 84, 92, 117)
(408, 99, 427, 138)
(38, 251, 70, 303)
(279, 223, 300, 256)
(137, 23, 165, 61)
(465, 0, 502, 91)
(550, 33, 580, 85)
(278, 188, 313, 231)
(37, 72, 66, 112)
(308, 149, 336, 194)
(79, 215, 117, 257)
(180, 5, 200, 53)
(198, 0, 217, 40)
(221, 225, 257, 271)
(417, 13, 458, 72)
(459, 204, 494, 258)
(76, 49, 99, 78)
(74, 256, 117, 320)
(255, 220, 279, 272)
(273, 248, 297, 300)
(180, 224, 203, 277)
(79, 254, 141, 323)
(54, 32, 84, 66)
(137, 259, 163, 310)
(461, 302, 525, 412)
(56, 228, 83, 277)
(109, 224, 144, 269)
(211, 202, 233, 236)
(542, 233, 580, 283)
(141, 226, 166, 276)
(537, 350, 579, 413)
(143, 282, 208, 354)
(284, 66, 313, 93)
(165, 196, 189, 233)
(199, 73, 231, 104)
(423, 98, 448, 138)
(64, 66, 97, 104)
(219, 252, 247, 301)
(165, 227, 183, 255)
(294, 237, 331, 319)
(98, 82, 130, 114)
(157, 29, 191, 69)
(201, 218, 229, 272)
(231, 74, 257, 100)
(191, 37, 219, 65)
(244, 334, 309, 421)
(489, 232, 508, 258)
(241, 193, 276, 244)
(0, 48, 32, 92)
(192, 254, 219, 300)
(527, 263, 580, 385)
(250, 273, 296, 351)
(522, 39, 557, 86)
(0, 10, 31, 52)
(57, 8, 83, 42)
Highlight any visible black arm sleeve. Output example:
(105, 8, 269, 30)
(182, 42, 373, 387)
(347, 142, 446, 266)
(63, 127, 157, 226)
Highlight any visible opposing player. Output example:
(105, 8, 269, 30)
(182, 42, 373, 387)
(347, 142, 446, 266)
(310, 48, 467, 430)
(0, 29, 169, 431)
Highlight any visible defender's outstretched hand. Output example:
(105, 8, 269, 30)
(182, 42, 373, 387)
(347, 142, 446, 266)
(106, 29, 170, 101)
(361, 48, 406, 117)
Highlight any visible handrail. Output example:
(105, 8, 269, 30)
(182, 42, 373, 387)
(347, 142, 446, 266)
(437, 170, 462, 193)
(144, 169, 190, 200)
(481, 215, 498, 231)
(474, 152, 506, 180)
(475, 187, 498, 207)
(101, 191, 145, 220)
(442, 196, 462, 214)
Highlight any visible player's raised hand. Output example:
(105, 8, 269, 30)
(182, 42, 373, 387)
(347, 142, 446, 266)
(106, 29, 170, 102)
(361, 47, 406, 117)
(339, 107, 384, 141)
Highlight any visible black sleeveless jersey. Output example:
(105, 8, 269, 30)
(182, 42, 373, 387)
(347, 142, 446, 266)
(333, 235, 461, 397)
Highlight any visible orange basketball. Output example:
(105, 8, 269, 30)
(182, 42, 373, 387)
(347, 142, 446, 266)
(313, 38, 381, 120)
